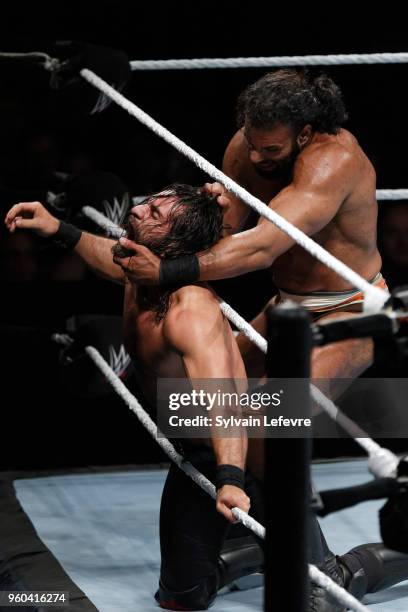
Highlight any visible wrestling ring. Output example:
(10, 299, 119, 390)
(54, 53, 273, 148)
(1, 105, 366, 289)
(1, 46, 408, 612)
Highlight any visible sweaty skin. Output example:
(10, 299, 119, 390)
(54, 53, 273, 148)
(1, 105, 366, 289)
(4, 200, 250, 523)
(117, 124, 381, 292)
(124, 279, 250, 521)
(196, 125, 382, 478)
(122, 282, 245, 409)
(199, 125, 381, 290)
(114, 125, 381, 398)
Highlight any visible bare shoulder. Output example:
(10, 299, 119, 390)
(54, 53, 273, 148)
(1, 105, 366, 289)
(303, 133, 355, 166)
(163, 284, 222, 349)
(171, 283, 220, 309)
(224, 129, 246, 156)
(223, 129, 248, 178)
(295, 131, 362, 187)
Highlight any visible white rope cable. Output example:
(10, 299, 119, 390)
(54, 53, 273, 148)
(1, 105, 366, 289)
(218, 300, 268, 353)
(310, 386, 399, 479)
(51, 333, 370, 611)
(223, 305, 399, 479)
(4, 47, 408, 73)
(308, 565, 369, 612)
(82, 206, 123, 238)
(219, 301, 399, 478)
(4, 50, 407, 203)
(135, 192, 408, 202)
(51, 335, 259, 531)
(79, 68, 389, 313)
(129, 52, 408, 71)
(0, 51, 59, 71)
(52, 333, 262, 534)
(133, 192, 408, 205)
(82, 204, 399, 479)
(377, 189, 408, 201)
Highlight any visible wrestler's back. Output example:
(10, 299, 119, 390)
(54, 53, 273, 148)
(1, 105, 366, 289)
(227, 129, 382, 292)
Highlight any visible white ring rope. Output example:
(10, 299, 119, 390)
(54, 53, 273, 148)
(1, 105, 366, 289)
(218, 300, 268, 353)
(221, 308, 399, 479)
(309, 387, 399, 479)
(51, 333, 370, 612)
(82, 206, 123, 238)
(79, 68, 389, 313)
(208, 301, 399, 478)
(4, 47, 408, 72)
(82, 204, 399, 480)
(0, 51, 60, 71)
(376, 189, 408, 201)
(3, 49, 408, 202)
(131, 192, 408, 204)
(307, 565, 369, 612)
(220, 306, 399, 478)
(51, 335, 262, 535)
(129, 52, 408, 71)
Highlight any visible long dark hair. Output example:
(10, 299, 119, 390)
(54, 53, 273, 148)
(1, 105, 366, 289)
(236, 69, 348, 135)
(113, 183, 224, 319)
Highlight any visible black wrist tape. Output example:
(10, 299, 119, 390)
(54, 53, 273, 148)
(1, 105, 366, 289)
(53, 221, 82, 249)
(216, 464, 245, 491)
(159, 255, 200, 286)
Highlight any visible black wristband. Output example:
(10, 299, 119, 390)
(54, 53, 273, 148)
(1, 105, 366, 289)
(216, 464, 245, 491)
(53, 221, 82, 249)
(159, 255, 200, 286)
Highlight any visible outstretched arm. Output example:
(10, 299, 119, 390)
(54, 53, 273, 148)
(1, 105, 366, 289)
(164, 295, 250, 522)
(116, 144, 354, 284)
(75, 232, 125, 283)
(197, 146, 354, 280)
(4, 201, 125, 284)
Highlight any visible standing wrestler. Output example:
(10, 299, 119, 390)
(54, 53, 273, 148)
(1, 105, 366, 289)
(119, 69, 387, 388)
(5, 184, 408, 612)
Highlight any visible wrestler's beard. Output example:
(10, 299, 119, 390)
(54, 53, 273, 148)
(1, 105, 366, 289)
(254, 142, 300, 183)
(111, 216, 162, 259)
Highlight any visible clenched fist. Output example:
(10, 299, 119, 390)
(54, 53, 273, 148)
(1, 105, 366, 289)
(112, 236, 161, 284)
(216, 484, 251, 523)
(203, 182, 232, 209)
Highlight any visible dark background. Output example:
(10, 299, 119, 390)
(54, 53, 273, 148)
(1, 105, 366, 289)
(1, 2, 408, 469)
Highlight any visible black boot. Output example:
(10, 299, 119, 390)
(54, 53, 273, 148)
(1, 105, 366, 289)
(340, 542, 408, 597)
(309, 542, 408, 611)
(309, 550, 348, 612)
(307, 513, 349, 612)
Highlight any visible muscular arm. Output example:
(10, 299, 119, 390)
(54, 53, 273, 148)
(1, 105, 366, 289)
(164, 297, 247, 470)
(75, 232, 125, 284)
(108, 142, 358, 287)
(164, 296, 250, 522)
(4, 201, 125, 285)
(198, 145, 355, 281)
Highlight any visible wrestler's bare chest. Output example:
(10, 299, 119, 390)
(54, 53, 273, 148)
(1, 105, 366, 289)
(245, 184, 376, 294)
(122, 285, 186, 399)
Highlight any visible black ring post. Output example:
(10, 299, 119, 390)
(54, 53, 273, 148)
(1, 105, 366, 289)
(264, 302, 312, 612)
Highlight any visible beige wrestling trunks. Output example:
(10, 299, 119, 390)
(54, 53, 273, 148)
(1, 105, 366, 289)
(273, 272, 388, 321)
